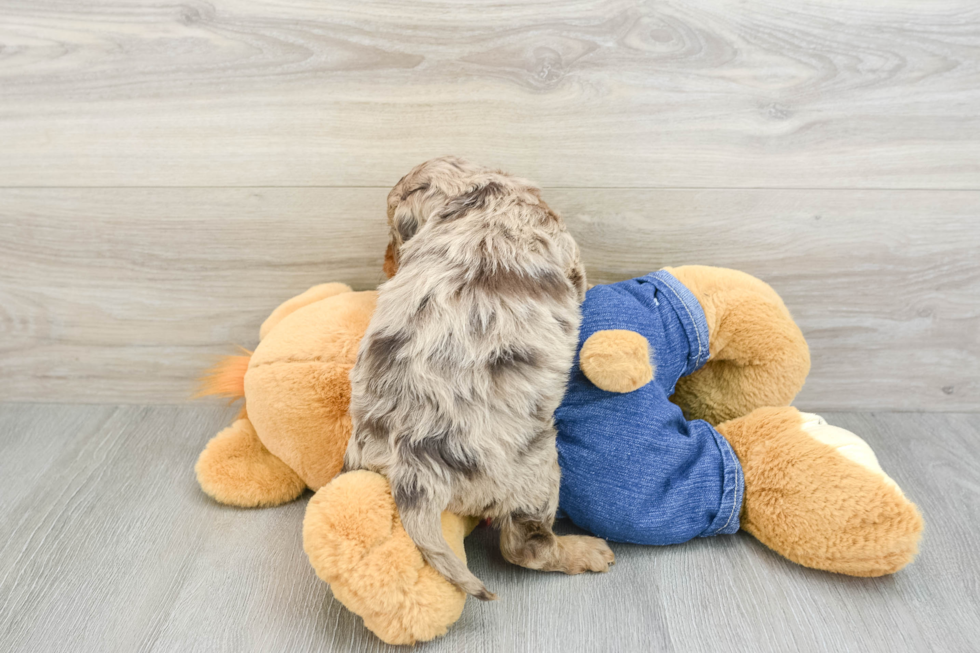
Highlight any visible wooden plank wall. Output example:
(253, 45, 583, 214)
(0, 0, 978, 409)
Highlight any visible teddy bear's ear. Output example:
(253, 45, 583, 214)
(259, 283, 353, 340)
(580, 330, 655, 393)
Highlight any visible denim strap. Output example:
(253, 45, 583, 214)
(644, 270, 711, 376)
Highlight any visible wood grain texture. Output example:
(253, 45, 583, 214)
(1, 0, 979, 187)
(1, 187, 977, 409)
(0, 405, 977, 652)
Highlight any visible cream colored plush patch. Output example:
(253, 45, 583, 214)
(798, 412, 903, 496)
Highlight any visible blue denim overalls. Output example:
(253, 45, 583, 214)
(556, 271, 744, 544)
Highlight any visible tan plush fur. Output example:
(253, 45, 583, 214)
(579, 329, 654, 393)
(665, 265, 811, 425)
(194, 286, 376, 506)
(247, 290, 376, 489)
(717, 407, 923, 576)
(259, 282, 352, 339)
(303, 471, 476, 645)
(196, 418, 306, 507)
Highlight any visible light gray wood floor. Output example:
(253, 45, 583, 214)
(1, 404, 977, 652)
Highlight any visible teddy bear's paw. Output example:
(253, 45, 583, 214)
(303, 471, 469, 645)
(195, 418, 306, 508)
(554, 535, 616, 574)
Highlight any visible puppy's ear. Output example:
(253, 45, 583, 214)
(391, 202, 420, 245)
(385, 184, 440, 277)
(383, 202, 419, 278)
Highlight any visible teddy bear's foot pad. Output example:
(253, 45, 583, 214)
(797, 412, 904, 495)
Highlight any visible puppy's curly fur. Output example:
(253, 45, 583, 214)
(345, 157, 614, 600)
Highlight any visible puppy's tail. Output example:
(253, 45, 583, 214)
(394, 483, 497, 601)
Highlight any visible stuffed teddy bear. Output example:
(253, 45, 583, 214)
(196, 266, 923, 646)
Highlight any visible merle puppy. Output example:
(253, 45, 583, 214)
(344, 157, 614, 600)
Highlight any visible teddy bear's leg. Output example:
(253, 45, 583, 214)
(259, 282, 353, 339)
(666, 266, 811, 425)
(303, 470, 478, 645)
(716, 406, 923, 576)
(196, 416, 307, 507)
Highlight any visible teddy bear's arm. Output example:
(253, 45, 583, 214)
(579, 329, 655, 393)
(259, 282, 353, 339)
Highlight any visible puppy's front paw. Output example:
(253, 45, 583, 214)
(557, 535, 616, 574)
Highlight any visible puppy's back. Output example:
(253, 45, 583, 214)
(346, 169, 585, 598)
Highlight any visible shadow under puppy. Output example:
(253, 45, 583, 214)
(344, 157, 615, 600)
